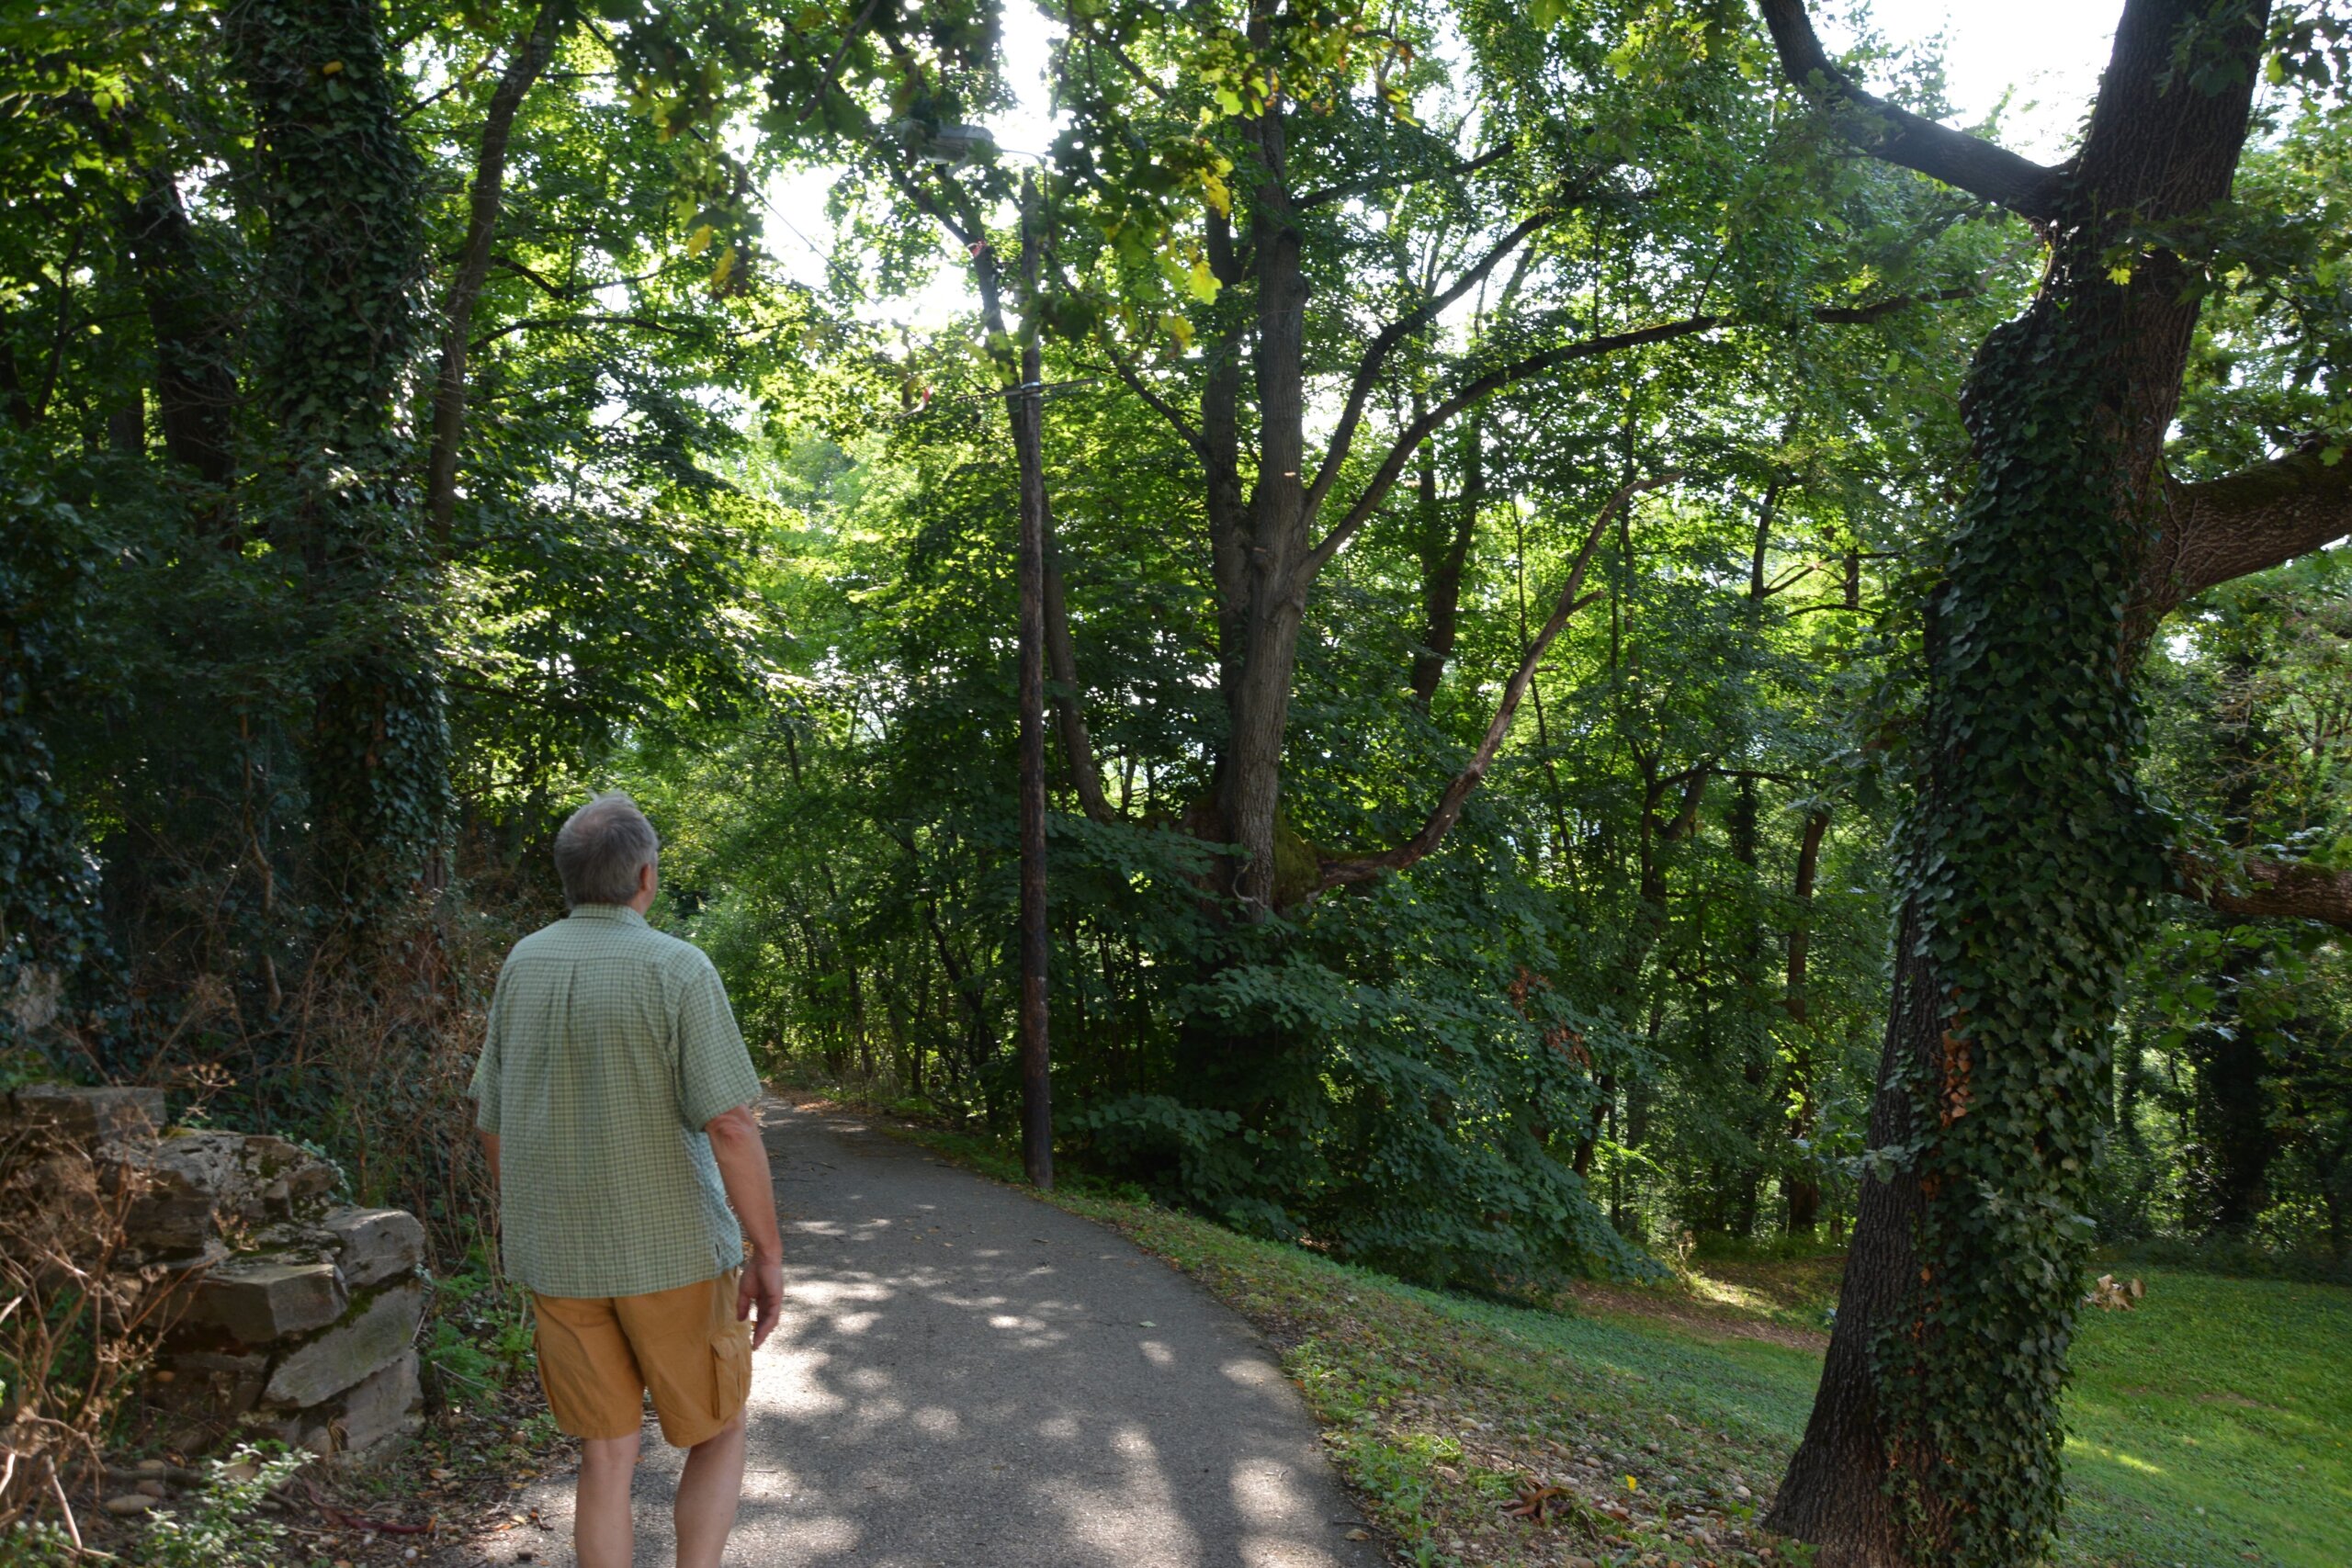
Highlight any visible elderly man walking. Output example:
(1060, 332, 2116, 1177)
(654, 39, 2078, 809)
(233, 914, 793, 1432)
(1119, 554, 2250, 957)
(470, 793, 783, 1568)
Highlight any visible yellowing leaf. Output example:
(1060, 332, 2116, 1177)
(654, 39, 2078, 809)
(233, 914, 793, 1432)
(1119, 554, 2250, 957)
(321, 60, 345, 76)
(686, 223, 715, 256)
(1186, 257, 1220, 303)
(2107, 262, 2133, 286)
(1167, 315, 1195, 353)
(710, 245, 736, 290)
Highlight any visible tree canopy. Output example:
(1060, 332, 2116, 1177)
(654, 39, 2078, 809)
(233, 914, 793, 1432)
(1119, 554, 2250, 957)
(3, 1, 2346, 1563)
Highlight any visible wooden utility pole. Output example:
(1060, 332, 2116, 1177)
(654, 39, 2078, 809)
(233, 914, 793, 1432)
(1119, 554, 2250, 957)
(1011, 169, 1053, 1190)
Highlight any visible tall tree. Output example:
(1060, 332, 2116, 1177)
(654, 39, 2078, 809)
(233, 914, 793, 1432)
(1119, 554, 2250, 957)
(1755, 3, 2352, 1562)
(230, 0, 447, 922)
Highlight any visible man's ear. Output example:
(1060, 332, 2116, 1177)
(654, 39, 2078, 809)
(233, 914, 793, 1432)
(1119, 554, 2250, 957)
(639, 860, 657, 896)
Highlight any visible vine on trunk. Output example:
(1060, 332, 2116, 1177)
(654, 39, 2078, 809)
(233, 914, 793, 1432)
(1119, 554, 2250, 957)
(1872, 264, 2169, 1562)
(229, 0, 449, 921)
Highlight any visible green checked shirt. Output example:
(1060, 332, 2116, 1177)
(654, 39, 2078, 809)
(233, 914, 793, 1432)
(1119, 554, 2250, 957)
(469, 905, 763, 1299)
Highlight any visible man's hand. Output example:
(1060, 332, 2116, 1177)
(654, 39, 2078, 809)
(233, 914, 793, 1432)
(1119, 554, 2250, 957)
(738, 1251, 786, 1350)
(705, 1102, 786, 1350)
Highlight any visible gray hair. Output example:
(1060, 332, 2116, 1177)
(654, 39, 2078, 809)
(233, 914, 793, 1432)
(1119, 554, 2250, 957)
(553, 793, 660, 908)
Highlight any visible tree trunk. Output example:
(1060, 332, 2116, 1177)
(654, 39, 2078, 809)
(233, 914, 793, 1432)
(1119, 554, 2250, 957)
(1761, 3, 2267, 1561)
(2188, 948, 2269, 1235)
(1409, 412, 1483, 705)
(1783, 807, 1829, 1235)
(122, 169, 237, 494)
(231, 0, 446, 925)
(1218, 99, 1310, 916)
(1768, 906, 1942, 1560)
(1202, 209, 1251, 724)
(1012, 175, 1053, 1190)
(1043, 507, 1115, 824)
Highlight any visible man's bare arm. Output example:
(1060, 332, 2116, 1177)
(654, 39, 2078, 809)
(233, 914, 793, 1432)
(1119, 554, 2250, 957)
(705, 1104, 786, 1348)
(479, 1129, 500, 1186)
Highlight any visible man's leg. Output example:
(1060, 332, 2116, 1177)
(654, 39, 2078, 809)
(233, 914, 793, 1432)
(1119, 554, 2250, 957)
(672, 1408, 747, 1568)
(576, 1429, 642, 1568)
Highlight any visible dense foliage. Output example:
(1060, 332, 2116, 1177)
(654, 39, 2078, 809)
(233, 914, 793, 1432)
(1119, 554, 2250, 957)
(2, 0, 2345, 1560)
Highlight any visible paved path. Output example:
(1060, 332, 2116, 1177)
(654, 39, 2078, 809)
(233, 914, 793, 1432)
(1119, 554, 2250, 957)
(474, 1098, 1384, 1568)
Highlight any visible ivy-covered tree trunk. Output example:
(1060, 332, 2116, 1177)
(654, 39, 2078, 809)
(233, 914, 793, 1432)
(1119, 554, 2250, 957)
(230, 0, 448, 927)
(1759, 1, 2270, 1562)
(0, 483, 108, 1056)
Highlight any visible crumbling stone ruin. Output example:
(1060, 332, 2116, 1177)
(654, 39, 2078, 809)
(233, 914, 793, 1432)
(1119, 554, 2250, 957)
(4, 1083, 429, 1471)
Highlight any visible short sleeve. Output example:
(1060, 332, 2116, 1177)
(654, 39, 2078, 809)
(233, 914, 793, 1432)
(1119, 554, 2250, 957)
(675, 953, 761, 1131)
(469, 989, 504, 1134)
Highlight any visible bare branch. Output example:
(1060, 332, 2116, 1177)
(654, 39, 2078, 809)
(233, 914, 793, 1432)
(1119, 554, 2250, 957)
(1758, 0, 2064, 221)
(2177, 850, 2352, 931)
(469, 312, 693, 351)
(1087, 335, 1206, 457)
(1757, 563, 1818, 599)
(877, 157, 977, 251)
(1810, 284, 1976, 323)
(1296, 285, 1973, 589)
(799, 0, 885, 126)
(494, 254, 671, 299)
(1311, 472, 1679, 896)
(1057, 3, 1174, 104)
(1299, 317, 1715, 586)
(1302, 209, 1557, 522)
(1297, 144, 1514, 210)
(2145, 437, 2352, 614)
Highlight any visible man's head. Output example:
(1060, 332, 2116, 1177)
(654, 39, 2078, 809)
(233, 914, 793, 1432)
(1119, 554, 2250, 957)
(553, 793, 660, 909)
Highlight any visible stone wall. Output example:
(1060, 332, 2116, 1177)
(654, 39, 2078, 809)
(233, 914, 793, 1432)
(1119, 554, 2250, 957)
(4, 1084, 429, 1463)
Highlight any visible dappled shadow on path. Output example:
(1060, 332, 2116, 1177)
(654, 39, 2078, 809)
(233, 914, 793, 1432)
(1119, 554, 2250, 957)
(477, 1102, 1379, 1568)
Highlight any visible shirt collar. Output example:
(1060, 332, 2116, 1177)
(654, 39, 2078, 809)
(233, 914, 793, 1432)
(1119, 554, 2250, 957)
(568, 903, 649, 927)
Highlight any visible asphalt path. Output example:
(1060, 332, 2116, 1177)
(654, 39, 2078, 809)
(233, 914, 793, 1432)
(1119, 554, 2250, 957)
(472, 1096, 1385, 1568)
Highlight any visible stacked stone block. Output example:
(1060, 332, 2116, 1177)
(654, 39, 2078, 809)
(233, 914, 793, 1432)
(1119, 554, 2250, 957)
(4, 1084, 429, 1461)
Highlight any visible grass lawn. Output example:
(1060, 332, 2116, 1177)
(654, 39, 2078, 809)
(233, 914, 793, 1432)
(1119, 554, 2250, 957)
(876, 1109, 2352, 1568)
(2062, 1269, 2351, 1567)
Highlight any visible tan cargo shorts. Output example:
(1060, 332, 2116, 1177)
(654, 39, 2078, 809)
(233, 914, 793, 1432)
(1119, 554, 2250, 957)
(530, 1269, 752, 1448)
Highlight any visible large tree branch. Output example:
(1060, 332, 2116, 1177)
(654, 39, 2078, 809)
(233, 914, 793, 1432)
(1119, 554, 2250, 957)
(1310, 472, 1679, 896)
(1295, 286, 1974, 589)
(494, 254, 670, 300)
(1297, 144, 1513, 210)
(427, 0, 566, 548)
(2177, 850, 2352, 931)
(468, 312, 694, 350)
(1811, 283, 1977, 323)
(1087, 330, 1206, 457)
(797, 0, 884, 125)
(1758, 0, 2064, 221)
(1301, 209, 1556, 522)
(2144, 438, 2352, 614)
(1298, 318, 1716, 587)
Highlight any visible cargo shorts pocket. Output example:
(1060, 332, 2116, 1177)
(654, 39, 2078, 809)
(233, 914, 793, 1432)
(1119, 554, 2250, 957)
(711, 1316, 752, 1420)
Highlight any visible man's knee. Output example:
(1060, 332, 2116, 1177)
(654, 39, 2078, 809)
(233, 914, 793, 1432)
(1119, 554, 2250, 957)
(582, 1430, 642, 1472)
(687, 1409, 744, 1454)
